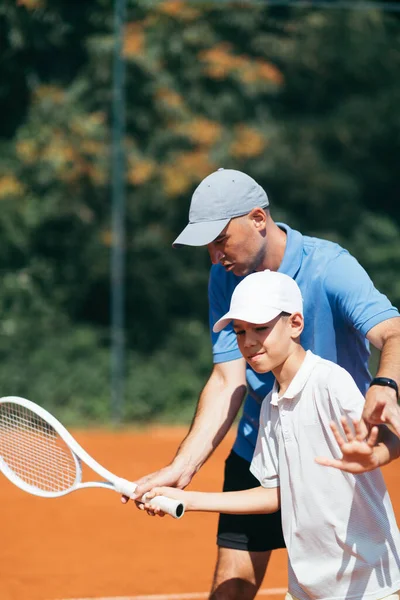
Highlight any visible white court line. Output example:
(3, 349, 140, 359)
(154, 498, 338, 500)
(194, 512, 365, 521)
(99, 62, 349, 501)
(59, 588, 286, 600)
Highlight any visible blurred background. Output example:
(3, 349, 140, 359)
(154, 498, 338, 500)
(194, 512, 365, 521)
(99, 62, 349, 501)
(1, 0, 399, 427)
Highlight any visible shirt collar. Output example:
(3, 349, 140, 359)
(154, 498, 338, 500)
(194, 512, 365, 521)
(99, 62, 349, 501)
(270, 351, 321, 405)
(277, 223, 304, 279)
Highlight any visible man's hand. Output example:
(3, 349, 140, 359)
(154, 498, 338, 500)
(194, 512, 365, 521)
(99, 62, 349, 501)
(121, 460, 193, 508)
(315, 417, 381, 474)
(362, 385, 400, 438)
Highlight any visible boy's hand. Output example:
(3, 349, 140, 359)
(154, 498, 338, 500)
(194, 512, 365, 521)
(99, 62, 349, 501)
(141, 487, 188, 517)
(315, 417, 380, 473)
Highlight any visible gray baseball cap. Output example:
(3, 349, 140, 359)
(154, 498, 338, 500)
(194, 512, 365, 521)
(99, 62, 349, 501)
(173, 168, 269, 247)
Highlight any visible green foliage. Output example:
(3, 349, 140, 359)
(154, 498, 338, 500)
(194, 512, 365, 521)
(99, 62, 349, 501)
(0, 0, 399, 423)
(0, 315, 208, 426)
(124, 320, 211, 423)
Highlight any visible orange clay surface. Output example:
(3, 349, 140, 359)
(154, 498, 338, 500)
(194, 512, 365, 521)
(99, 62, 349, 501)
(1, 426, 399, 600)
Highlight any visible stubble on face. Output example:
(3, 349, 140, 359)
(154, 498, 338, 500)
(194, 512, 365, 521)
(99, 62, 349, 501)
(234, 244, 267, 277)
(228, 219, 268, 277)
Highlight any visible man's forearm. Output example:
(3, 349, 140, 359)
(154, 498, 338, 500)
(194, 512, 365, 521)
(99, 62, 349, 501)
(376, 425, 400, 466)
(375, 332, 400, 385)
(172, 360, 247, 479)
(364, 319, 400, 436)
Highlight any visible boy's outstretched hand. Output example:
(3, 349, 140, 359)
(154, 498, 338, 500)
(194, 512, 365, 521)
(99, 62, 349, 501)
(315, 417, 381, 474)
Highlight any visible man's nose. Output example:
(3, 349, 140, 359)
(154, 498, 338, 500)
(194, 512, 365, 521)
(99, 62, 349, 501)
(208, 246, 224, 265)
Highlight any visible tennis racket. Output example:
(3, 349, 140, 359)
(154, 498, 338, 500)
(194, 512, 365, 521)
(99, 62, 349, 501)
(0, 396, 184, 519)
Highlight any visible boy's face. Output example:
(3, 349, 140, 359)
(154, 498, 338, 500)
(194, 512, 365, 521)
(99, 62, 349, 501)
(233, 313, 301, 373)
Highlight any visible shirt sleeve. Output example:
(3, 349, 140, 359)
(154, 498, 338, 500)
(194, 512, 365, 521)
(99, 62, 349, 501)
(250, 394, 280, 489)
(328, 365, 365, 423)
(324, 251, 399, 337)
(208, 265, 243, 364)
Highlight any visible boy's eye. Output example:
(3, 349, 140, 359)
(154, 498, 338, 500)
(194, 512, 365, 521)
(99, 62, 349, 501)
(255, 326, 268, 332)
(235, 330, 244, 336)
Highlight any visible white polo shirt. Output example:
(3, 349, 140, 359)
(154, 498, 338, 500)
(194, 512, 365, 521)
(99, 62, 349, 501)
(250, 351, 400, 600)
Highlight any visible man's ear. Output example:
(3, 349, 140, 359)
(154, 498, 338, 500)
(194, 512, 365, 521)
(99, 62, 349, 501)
(249, 207, 267, 230)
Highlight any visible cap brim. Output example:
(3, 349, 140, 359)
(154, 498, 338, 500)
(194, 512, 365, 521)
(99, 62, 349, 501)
(172, 218, 230, 247)
(213, 307, 282, 333)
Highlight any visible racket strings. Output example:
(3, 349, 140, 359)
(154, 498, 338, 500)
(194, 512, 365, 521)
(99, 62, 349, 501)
(0, 403, 78, 492)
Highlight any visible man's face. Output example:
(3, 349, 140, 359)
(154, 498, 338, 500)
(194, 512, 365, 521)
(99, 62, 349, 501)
(207, 210, 266, 277)
(233, 314, 294, 374)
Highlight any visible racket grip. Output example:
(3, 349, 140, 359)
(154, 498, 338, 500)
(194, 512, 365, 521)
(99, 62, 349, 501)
(142, 493, 185, 519)
(114, 478, 185, 519)
(114, 477, 138, 498)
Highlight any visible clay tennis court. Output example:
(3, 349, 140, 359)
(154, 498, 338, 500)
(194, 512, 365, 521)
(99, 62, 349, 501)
(1, 426, 399, 600)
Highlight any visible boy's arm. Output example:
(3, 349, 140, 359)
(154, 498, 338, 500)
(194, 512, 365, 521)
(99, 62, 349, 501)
(143, 485, 280, 516)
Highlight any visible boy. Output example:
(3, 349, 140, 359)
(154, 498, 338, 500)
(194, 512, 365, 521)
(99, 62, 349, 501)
(144, 270, 400, 600)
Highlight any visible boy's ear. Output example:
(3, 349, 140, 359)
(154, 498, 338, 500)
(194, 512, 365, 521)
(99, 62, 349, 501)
(290, 312, 304, 338)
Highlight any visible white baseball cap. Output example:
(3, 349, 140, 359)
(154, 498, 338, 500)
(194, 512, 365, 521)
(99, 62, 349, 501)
(213, 270, 303, 333)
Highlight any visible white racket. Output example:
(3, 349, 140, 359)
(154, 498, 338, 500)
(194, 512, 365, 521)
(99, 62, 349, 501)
(0, 396, 184, 519)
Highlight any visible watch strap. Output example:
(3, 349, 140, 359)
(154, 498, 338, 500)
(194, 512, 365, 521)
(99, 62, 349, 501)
(369, 377, 399, 400)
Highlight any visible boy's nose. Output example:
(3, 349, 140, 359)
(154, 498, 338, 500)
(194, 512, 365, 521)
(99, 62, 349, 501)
(243, 333, 257, 348)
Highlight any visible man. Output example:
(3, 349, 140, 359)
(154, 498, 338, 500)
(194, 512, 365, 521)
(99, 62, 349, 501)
(127, 169, 400, 600)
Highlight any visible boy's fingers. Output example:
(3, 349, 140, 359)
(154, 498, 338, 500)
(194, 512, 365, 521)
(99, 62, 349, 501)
(315, 456, 333, 466)
(353, 419, 369, 440)
(352, 419, 365, 441)
(330, 421, 346, 448)
(143, 498, 167, 518)
(141, 489, 160, 502)
(341, 416, 354, 441)
(367, 425, 379, 447)
(143, 487, 168, 500)
(315, 456, 341, 469)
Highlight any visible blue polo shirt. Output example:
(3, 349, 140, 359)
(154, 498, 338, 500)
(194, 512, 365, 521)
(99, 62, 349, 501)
(209, 224, 399, 463)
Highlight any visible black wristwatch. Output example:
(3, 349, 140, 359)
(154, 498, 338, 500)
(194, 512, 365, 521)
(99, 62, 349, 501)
(369, 377, 399, 401)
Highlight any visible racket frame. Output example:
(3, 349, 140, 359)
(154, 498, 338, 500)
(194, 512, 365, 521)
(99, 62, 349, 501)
(0, 396, 184, 518)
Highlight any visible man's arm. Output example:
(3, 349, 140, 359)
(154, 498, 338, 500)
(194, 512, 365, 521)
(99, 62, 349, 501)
(125, 357, 247, 503)
(364, 317, 400, 437)
(175, 357, 247, 479)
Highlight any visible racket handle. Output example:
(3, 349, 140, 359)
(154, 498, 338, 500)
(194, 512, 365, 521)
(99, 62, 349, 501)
(113, 477, 138, 498)
(114, 478, 185, 519)
(142, 493, 185, 519)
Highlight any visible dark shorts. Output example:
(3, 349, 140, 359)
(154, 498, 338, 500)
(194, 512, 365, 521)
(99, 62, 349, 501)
(217, 450, 286, 552)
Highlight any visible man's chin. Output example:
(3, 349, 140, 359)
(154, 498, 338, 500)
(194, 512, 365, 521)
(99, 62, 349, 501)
(231, 265, 250, 277)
